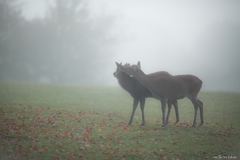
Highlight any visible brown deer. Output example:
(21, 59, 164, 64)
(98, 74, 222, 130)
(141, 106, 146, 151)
(118, 61, 203, 127)
(114, 62, 178, 126)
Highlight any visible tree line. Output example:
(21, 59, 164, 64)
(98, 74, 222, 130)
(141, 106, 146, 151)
(0, 0, 116, 84)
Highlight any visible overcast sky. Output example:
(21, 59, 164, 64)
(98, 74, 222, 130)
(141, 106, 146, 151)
(20, 0, 240, 92)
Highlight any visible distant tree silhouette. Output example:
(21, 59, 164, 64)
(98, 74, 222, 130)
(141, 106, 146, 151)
(0, 0, 116, 84)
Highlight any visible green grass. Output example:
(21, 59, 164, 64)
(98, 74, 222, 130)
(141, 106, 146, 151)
(0, 81, 240, 160)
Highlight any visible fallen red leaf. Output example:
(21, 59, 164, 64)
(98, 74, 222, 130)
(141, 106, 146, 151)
(159, 152, 163, 157)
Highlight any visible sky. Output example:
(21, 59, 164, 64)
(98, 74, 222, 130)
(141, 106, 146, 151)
(19, 0, 240, 92)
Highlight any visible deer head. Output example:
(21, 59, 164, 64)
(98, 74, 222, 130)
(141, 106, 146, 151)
(114, 62, 130, 77)
(115, 62, 132, 71)
(114, 62, 136, 78)
(121, 61, 142, 77)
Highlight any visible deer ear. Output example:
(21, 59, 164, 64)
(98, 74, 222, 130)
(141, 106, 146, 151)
(116, 62, 123, 71)
(115, 62, 120, 67)
(116, 62, 121, 69)
(137, 61, 141, 69)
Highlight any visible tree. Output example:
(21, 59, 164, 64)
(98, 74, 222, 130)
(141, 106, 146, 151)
(0, 0, 26, 80)
(0, 0, 116, 84)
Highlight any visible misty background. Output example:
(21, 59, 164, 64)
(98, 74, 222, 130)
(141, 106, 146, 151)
(0, 0, 240, 92)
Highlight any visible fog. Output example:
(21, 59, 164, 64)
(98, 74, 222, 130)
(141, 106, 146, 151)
(1, 0, 240, 92)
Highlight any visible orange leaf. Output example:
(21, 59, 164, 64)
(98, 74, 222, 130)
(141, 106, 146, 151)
(159, 152, 163, 157)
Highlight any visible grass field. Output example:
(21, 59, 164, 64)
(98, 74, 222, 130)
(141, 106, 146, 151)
(0, 81, 240, 160)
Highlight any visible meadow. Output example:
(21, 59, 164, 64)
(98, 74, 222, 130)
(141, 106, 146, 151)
(0, 81, 240, 160)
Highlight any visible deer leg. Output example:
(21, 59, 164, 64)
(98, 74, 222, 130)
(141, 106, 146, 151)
(139, 97, 146, 126)
(191, 99, 198, 127)
(197, 98, 204, 126)
(165, 100, 179, 125)
(128, 98, 139, 125)
(172, 100, 179, 124)
(160, 98, 167, 127)
(165, 100, 172, 126)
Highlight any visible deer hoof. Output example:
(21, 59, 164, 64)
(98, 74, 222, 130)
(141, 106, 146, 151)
(164, 121, 168, 126)
(140, 123, 145, 126)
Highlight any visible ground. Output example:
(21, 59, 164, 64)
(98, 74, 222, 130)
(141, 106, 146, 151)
(0, 82, 239, 160)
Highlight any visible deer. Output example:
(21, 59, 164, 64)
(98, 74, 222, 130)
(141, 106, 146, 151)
(114, 62, 179, 126)
(118, 61, 203, 127)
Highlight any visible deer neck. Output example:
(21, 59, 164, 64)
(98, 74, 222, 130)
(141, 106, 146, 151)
(133, 70, 155, 92)
(118, 72, 134, 92)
